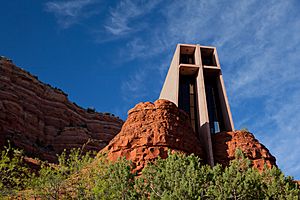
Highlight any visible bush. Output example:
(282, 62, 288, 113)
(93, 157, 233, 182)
(91, 156, 137, 199)
(29, 148, 95, 199)
(87, 107, 96, 113)
(57, 153, 138, 199)
(0, 142, 31, 197)
(1, 145, 299, 199)
(137, 150, 299, 200)
(136, 153, 210, 199)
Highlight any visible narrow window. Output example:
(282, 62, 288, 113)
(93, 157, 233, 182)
(204, 74, 224, 134)
(179, 75, 198, 132)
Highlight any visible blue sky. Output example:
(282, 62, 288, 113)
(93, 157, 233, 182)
(0, 0, 299, 179)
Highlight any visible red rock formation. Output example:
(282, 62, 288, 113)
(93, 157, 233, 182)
(0, 58, 123, 162)
(212, 130, 276, 170)
(101, 99, 205, 172)
(295, 180, 300, 189)
(102, 99, 276, 172)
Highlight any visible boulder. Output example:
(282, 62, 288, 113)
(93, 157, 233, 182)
(212, 130, 276, 170)
(101, 99, 205, 172)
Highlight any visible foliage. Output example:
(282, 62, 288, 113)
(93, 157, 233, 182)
(87, 107, 96, 113)
(0, 142, 31, 197)
(29, 148, 95, 199)
(137, 150, 299, 200)
(136, 152, 210, 199)
(240, 127, 249, 132)
(1, 144, 299, 199)
(206, 150, 264, 199)
(91, 156, 137, 199)
(261, 167, 300, 199)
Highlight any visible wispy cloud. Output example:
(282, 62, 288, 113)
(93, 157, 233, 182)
(107, 0, 300, 178)
(104, 0, 161, 36)
(121, 67, 148, 102)
(258, 91, 300, 177)
(104, 0, 139, 36)
(45, 0, 98, 28)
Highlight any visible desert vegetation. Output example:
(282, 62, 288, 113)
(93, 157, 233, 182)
(0, 144, 299, 199)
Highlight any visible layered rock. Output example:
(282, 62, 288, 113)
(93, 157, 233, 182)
(101, 99, 205, 172)
(212, 130, 276, 170)
(0, 58, 123, 162)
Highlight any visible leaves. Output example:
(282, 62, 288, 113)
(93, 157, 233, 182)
(0, 145, 299, 199)
(30, 148, 95, 199)
(137, 151, 299, 200)
(0, 142, 32, 197)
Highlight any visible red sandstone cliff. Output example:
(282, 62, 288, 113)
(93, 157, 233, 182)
(101, 99, 205, 172)
(102, 100, 276, 172)
(0, 57, 123, 162)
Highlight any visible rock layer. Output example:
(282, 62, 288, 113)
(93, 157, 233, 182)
(0, 58, 123, 162)
(212, 130, 276, 170)
(101, 99, 205, 172)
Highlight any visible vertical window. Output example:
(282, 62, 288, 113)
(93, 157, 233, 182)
(204, 75, 224, 134)
(179, 75, 198, 132)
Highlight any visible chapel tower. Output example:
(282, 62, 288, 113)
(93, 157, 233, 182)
(160, 44, 234, 165)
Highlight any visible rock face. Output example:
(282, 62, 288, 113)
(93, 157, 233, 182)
(101, 99, 205, 172)
(212, 131, 276, 170)
(102, 99, 276, 172)
(0, 58, 123, 162)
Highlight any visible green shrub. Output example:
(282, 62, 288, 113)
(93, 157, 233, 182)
(206, 150, 264, 199)
(240, 127, 249, 132)
(0, 142, 31, 197)
(136, 153, 210, 199)
(137, 150, 299, 200)
(30, 148, 95, 199)
(91, 156, 137, 199)
(261, 167, 299, 199)
(1, 144, 299, 199)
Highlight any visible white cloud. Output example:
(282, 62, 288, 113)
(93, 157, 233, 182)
(45, 0, 98, 28)
(104, 0, 161, 36)
(104, 0, 139, 35)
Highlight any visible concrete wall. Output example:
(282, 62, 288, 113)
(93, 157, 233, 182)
(159, 45, 180, 105)
(195, 44, 214, 165)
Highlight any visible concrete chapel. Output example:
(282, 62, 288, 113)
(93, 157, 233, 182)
(160, 44, 234, 165)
